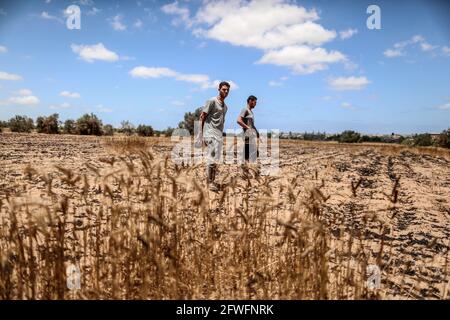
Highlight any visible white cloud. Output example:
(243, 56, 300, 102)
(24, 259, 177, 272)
(411, 35, 425, 43)
(60, 90, 81, 98)
(130, 67, 178, 78)
(0, 9, 6, 16)
(9, 95, 40, 105)
(162, 0, 346, 75)
(385, 34, 440, 58)
(420, 42, 436, 51)
(393, 35, 425, 49)
(40, 11, 63, 24)
(192, 1, 335, 50)
(71, 43, 119, 62)
(383, 48, 404, 58)
(339, 28, 358, 40)
(133, 18, 143, 28)
(161, 1, 193, 27)
(0, 71, 23, 81)
(441, 46, 450, 57)
(129, 66, 238, 90)
(437, 102, 450, 110)
(257, 45, 346, 75)
(7, 89, 39, 106)
(328, 76, 370, 90)
(0, 89, 36, 107)
(109, 14, 127, 31)
(0, 45, 7, 53)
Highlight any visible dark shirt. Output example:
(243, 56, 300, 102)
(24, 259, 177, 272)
(239, 107, 259, 139)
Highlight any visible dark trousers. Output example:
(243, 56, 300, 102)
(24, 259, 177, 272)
(244, 138, 259, 161)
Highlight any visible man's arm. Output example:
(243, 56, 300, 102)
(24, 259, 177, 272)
(200, 111, 208, 134)
(237, 108, 251, 130)
(237, 116, 251, 130)
(199, 100, 213, 136)
(194, 111, 208, 147)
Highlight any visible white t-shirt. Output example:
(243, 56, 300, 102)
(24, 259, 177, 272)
(202, 97, 227, 141)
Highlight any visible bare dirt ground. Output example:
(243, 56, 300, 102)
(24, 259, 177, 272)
(278, 140, 450, 299)
(0, 133, 449, 299)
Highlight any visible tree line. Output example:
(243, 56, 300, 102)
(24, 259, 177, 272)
(0, 113, 175, 137)
(1, 112, 449, 149)
(284, 130, 450, 149)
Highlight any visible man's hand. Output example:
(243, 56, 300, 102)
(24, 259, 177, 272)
(194, 132, 204, 148)
(196, 111, 208, 148)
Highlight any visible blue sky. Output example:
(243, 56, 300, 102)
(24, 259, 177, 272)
(0, 0, 449, 134)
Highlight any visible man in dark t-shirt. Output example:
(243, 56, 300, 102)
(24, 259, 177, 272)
(237, 95, 259, 163)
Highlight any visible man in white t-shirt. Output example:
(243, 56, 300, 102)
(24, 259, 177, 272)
(197, 81, 230, 192)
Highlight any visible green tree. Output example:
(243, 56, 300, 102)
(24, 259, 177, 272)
(63, 119, 77, 134)
(178, 107, 202, 135)
(436, 129, 450, 148)
(413, 133, 432, 147)
(8, 115, 34, 133)
(102, 124, 114, 136)
(339, 130, 361, 143)
(360, 135, 382, 143)
(401, 138, 414, 146)
(36, 113, 60, 134)
(76, 113, 103, 135)
(0, 120, 6, 133)
(136, 124, 154, 137)
(163, 127, 174, 137)
(120, 120, 135, 135)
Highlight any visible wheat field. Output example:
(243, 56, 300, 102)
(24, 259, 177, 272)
(0, 132, 449, 300)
